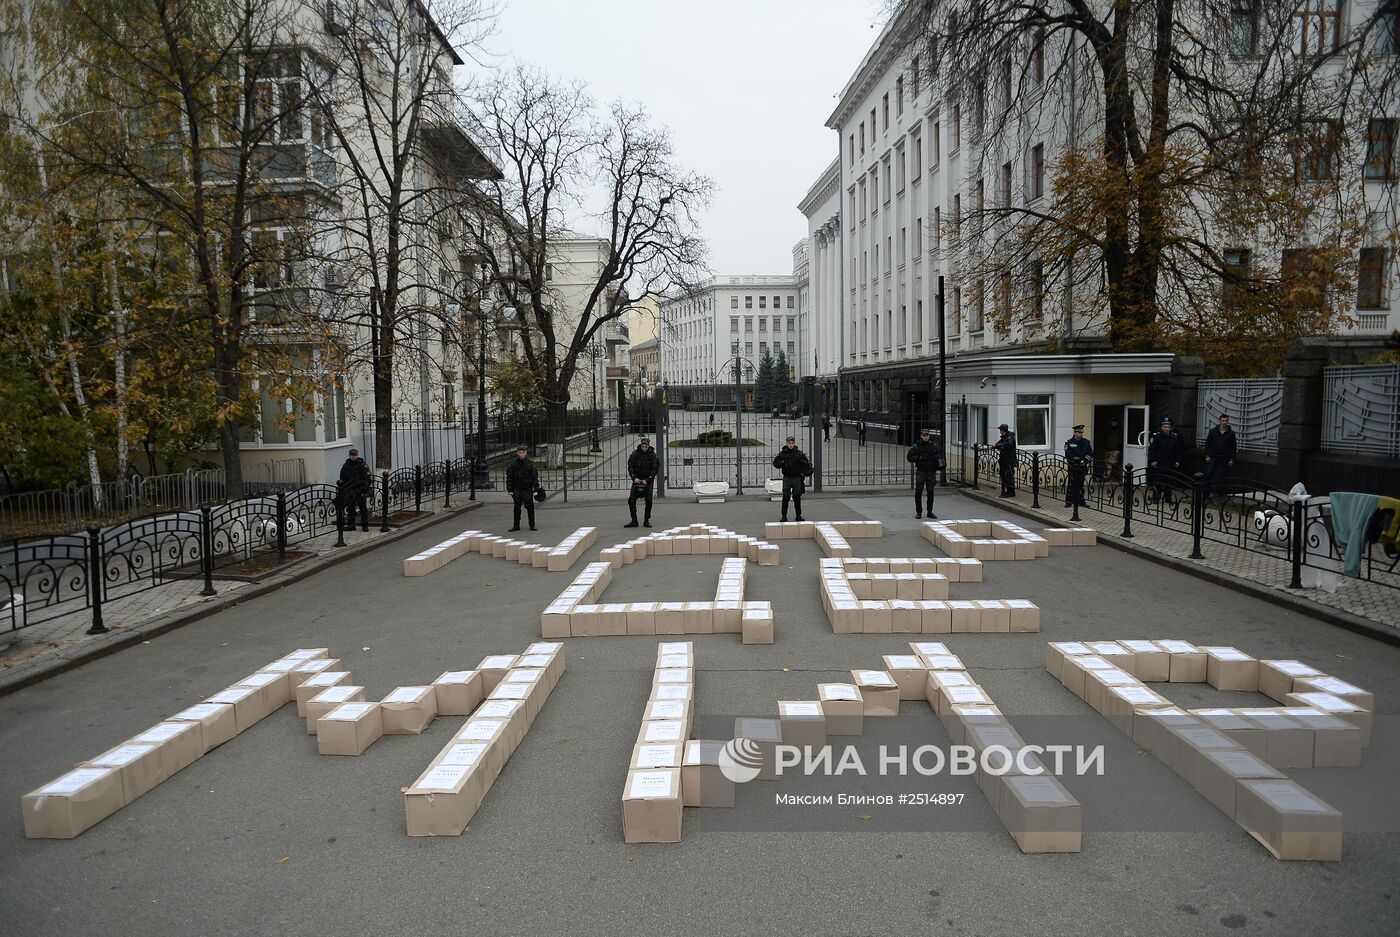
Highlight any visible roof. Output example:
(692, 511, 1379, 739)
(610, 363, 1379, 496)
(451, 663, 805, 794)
(631, 337, 660, 352)
(945, 353, 1176, 377)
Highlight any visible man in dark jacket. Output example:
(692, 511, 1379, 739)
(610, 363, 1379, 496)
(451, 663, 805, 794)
(1147, 417, 1182, 505)
(506, 444, 539, 531)
(772, 435, 813, 521)
(625, 438, 660, 528)
(856, 418, 867, 447)
(906, 428, 944, 518)
(1063, 425, 1094, 507)
(337, 448, 372, 531)
(992, 424, 1017, 497)
(822, 415, 831, 442)
(1202, 413, 1237, 497)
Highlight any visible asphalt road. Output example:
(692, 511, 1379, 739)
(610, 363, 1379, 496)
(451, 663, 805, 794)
(1, 492, 1396, 936)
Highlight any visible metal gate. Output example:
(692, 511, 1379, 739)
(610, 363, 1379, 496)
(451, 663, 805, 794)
(662, 404, 805, 493)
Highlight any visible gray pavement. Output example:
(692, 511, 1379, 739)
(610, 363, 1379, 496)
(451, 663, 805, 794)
(0, 491, 1396, 936)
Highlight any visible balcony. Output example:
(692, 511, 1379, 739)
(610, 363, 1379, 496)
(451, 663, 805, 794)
(606, 365, 629, 380)
(603, 320, 630, 345)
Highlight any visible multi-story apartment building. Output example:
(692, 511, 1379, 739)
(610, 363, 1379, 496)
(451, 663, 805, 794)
(800, 0, 1398, 458)
(659, 275, 804, 404)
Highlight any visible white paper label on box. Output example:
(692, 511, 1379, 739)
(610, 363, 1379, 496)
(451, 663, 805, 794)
(284, 649, 324, 660)
(435, 671, 478, 685)
(945, 687, 990, 703)
(641, 721, 684, 743)
(1097, 671, 1137, 686)
(527, 642, 562, 654)
(262, 659, 299, 673)
(1251, 782, 1331, 813)
(658, 654, 691, 668)
(658, 642, 690, 654)
(304, 672, 346, 687)
(238, 672, 281, 688)
(936, 672, 974, 687)
(884, 655, 923, 669)
(1306, 677, 1363, 695)
(1210, 750, 1275, 775)
(1114, 687, 1164, 704)
(647, 701, 686, 720)
(1052, 642, 1092, 656)
(416, 764, 471, 792)
(325, 703, 374, 720)
(782, 702, 823, 717)
(652, 685, 691, 701)
(821, 684, 861, 701)
(655, 669, 690, 683)
(133, 722, 195, 743)
(1119, 640, 1160, 653)
(479, 656, 517, 670)
(1206, 647, 1251, 661)
(438, 743, 488, 767)
(634, 744, 680, 768)
(294, 659, 335, 674)
(36, 767, 114, 797)
(504, 669, 543, 684)
(313, 686, 359, 703)
(475, 701, 521, 719)
(1007, 776, 1072, 804)
(516, 655, 552, 668)
(459, 719, 505, 740)
(1156, 641, 1199, 654)
(925, 656, 963, 670)
(1292, 692, 1354, 712)
(1176, 726, 1236, 748)
(490, 684, 530, 700)
(90, 744, 156, 767)
(174, 703, 227, 721)
(958, 707, 999, 716)
(1271, 660, 1322, 677)
(1075, 656, 1114, 671)
(383, 687, 427, 705)
(206, 687, 257, 705)
(628, 771, 676, 799)
(1087, 642, 1123, 654)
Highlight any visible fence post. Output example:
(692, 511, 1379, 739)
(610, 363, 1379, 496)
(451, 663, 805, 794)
(1189, 472, 1204, 559)
(1289, 499, 1304, 589)
(414, 464, 422, 513)
(1031, 451, 1041, 509)
(469, 458, 477, 501)
(85, 523, 108, 635)
(380, 471, 390, 532)
(972, 445, 980, 490)
(811, 404, 824, 493)
(562, 455, 569, 504)
(275, 491, 287, 564)
(1121, 465, 1134, 539)
(200, 506, 217, 595)
(656, 398, 668, 498)
(444, 459, 452, 508)
(334, 483, 346, 548)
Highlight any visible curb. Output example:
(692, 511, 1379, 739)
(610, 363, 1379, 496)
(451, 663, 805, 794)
(0, 501, 484, 698)
(959, 487, 1400, 648)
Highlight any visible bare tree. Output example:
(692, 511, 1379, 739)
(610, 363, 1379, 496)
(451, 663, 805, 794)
(460, 66, 711, 466)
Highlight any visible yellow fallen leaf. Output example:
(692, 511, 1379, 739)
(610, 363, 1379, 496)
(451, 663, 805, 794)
(276, 855, 289, 864)
(221, 642, 229, 647)
(857, 815, 872, 821)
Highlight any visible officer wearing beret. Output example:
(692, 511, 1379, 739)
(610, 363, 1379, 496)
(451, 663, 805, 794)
(1063, 424, 1093, 508)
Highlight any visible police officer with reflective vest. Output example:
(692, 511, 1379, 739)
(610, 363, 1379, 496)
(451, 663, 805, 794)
(625, 437, 660, 528)
(906, 428, 944, 519)
(1063, 424, 1093, 508)
(772, 435, 813, 521)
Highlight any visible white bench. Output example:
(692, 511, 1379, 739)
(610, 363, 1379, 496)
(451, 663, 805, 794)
(693, 481, 730, 503)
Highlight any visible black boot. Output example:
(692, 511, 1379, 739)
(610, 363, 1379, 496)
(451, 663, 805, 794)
(625, 520, 639, 528)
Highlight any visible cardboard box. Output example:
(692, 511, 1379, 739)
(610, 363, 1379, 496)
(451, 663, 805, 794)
(169, 702, 238, 751)
(1293, 676, 1374, 712)
(733, 716, 783, 780)
(645, 700, 693, 741)
(404, 762, 487, 836)
(454, 718, 511, 773)
(625, 602, 658, 636)
(85, 743, 163, 804)
(316, 702, 384, 755)
(1238, 710, 1314, 768)
(1257, 660, 1324, 703)
(631, 742, 684, 770)
(925, 671, 977, 714)
(1203, 647, 1259, 692)
(1103, 686, 1172, 737)
(622, 768, 682, 843)
(650, 683, 692, 704)
(653, 668, 693, 688)
(129, 721, 204, 780)
(477, 655, 518, 693)
(1118, 640, 1170, 682)
(681, 740, 734, 807)
(1234, 779, 1342, 861)
(1192, 748, 1285, 818)
(881, 655, 928, 700)
(918, 601, 952, 634)
(1191, 709, 1269, 759)
(1286, 693, 1372, 746)
(777, 700, 826, 749)
(474, 701, 527, 750)
(637, 719, 687, 746)
(1279, 708, 1362, 767)
(294, 671, 352, 717)
(1131, 709, 1201, 767)
(1169, 724, 1245, 784)
(947, 600, 980, 632)
(1004, 600, 1040, 632)
(304, 685, 365, 735)
(741, 605, 774, 645)
(597, 604, 629, 636)
(432, 670, 484, 716)
(380, 686, 438, 735)
(852, 670, 900, 716)
(1156, 641, 1207, 682)
(654, 602, 687, 635)
(236, 669, 293, 709)
(1044, 642, 1092, 680)
(684, 602, 715, 634)
(817, 683, 864, 735)
(999, 775, 1082, 854)
(942, 705, 1005, 747)
(21, 767, 127, 839)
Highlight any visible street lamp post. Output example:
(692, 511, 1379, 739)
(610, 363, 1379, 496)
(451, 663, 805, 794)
(589, 342, 602, 453)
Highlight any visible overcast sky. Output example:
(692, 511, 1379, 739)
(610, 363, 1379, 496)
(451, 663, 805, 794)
(484, 0, 886, 276)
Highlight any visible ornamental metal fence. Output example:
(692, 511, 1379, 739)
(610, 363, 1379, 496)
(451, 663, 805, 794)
(1195, 379, 1283, 454)
(1322, 364, 1400, 458)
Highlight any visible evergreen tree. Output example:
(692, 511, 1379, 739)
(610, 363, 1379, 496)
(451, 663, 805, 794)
(773, 349, 791, 410)
(755, 349, 776, 412)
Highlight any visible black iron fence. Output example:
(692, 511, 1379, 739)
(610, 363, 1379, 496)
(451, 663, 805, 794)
(970, 446, 1399, 593)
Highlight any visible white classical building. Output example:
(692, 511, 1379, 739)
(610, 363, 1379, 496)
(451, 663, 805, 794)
(659, 275, 804, 396)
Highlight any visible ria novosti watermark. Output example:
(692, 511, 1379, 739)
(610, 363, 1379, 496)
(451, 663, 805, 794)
(719, 739, 1106, 785)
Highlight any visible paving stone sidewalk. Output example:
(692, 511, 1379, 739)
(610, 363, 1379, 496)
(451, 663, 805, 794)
(963, 485, 1400, 631)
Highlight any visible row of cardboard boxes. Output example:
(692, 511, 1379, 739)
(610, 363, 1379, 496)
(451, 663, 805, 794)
(404, 527, 596, 576)
(820, 567, 1040, 633)
(403, 642, 565, 836)
(1046, 641, 1371, 860)
(598, 523, 780, 567)
(623, 643, 702, 843)
(831, 556, 985, 582)
(923, 520, 1096, 559)
(763, 520, 883, 559)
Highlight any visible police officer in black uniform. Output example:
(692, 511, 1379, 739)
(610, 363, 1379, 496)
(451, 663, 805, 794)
(906, 428, 944, 519)
(625, 437, 660, 528)
(506, 444, 539, 532)
(336, 448, 372, 531)
(772, 435, 813, 521)
(992, 423, 1018, 497)
(1147, 416, 1183, 505)
(1063, 424, 1093, 507)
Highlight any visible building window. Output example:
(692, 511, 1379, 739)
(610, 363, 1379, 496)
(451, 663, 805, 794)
(896, 77, 904, 115)
(912, 56, 921, 97)
(898, 304, 907, 344)
(1015, 394, 1052, 447)
(950, 286, 962, 335)
(969, 404, 988, 446)
(952, 105, 961, 149)
(914, 217, 923, 256)
(882, 159, 891, 202)
(1001, 161, 1013, 207)
(933, 121, 941, 163)
(730, 295, 738, 309)
(745, 342, 753, 355)
(953, 194, 961, 236)
(1293, 1, 1342, 57)
(730, 316, 739, 331)
(773, 295, 781, 308)
(544, 263, 553, 281)
(787, 341, 795, 358)
(885, 236, 892, 273)
(933, 207, 940, 248)
(1031, 143, 1045, 200)
(1358, 248, 1389, 309)
(787, 297, 795, 309)
(1029, 261, 1045, 321)
(897, 148, 906, 191)
(1298, 119, 1338, 180)
(871, 108, 877, 138)
(1000, 58, 1013, 111)
(849, 133, 855, 165)
(759, 296, 767, 309)
(899, 228, 906, 265)
(1365, 118, 1396, 180)
(860, 122, 865, 154)
(970, 279, 985, 331)
(976, 178, 985, 218)
(744, 316, 753, 331)
(913, 134, 923, 180)
(1229, 1, 1260, 55)
(1032, 28, 1046, 82)
(998, 271, 1012, 329)
(914, 299, 924, 342)
(774, 317, 782, 333)
(1378, 3, 1400, 54)
(787, 315, 796, 329)
(1281, 247, 1328, 308)
(1222, 248, 1252, 309)
(759, 317, 767, 331)
(882, 93, 889, 131)
(745, 295, 753, 308)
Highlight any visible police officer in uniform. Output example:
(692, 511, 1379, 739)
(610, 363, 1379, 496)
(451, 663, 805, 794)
(906, 428, 944, 519)
(625, 437, 660, 528)
(1147, 416, 1183, 505)
(1063, 424, 1093, 507)
(772, 435, 813, 521)
(992, 423, 1018, 497)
